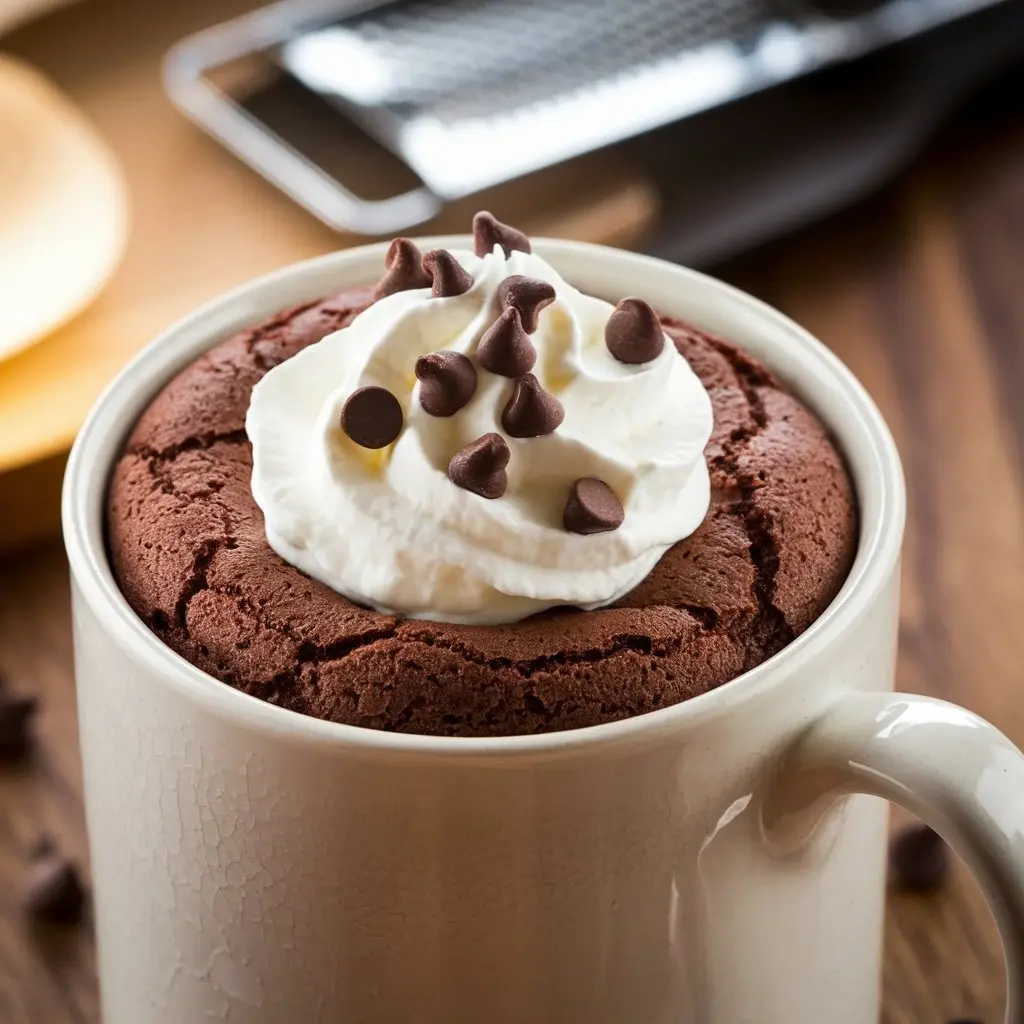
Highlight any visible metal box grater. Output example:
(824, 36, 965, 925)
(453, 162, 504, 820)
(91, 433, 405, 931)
(164, 0, 1013, 235)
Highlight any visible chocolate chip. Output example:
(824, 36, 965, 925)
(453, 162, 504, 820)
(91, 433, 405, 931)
(415, 351, 477, 417)
(24, 841, 86, 924)
(341, 386, 403, 449)
(423, 249, 473, 298)
(0, 676, 38, 759)
(497, 275, 555, 333)
(501, 374, 564, 437)
(890, 823, 949, 893)
(373, 237, 432, 299)
(563, 478, 624, 534)
(605, 297, 665, 364)
(477, 308, 537, 377)
(448, 433, 510, 499)
(473, 211, 532, 257)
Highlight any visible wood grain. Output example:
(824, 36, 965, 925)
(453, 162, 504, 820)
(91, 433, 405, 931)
(2, 22, 1024, 1024)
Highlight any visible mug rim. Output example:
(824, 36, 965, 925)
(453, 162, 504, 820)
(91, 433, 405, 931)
(62, 237, 906, 758)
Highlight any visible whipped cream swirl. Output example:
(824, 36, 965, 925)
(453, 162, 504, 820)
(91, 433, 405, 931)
(247, 246, 713, 625)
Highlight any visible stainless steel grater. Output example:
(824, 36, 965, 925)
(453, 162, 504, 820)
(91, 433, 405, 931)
(164, 0, 1012, 236)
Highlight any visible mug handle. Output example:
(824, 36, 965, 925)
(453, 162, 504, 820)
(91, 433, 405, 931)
(765, 691, 1024, 1024)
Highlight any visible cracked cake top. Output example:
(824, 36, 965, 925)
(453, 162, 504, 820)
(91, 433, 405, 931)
(106, 216, 856, 736)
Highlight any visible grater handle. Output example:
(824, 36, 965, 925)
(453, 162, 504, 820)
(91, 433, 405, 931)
(162, 1, 442, 237)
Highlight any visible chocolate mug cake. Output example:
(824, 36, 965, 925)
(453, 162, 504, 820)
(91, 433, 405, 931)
(107, 213, 855, 736)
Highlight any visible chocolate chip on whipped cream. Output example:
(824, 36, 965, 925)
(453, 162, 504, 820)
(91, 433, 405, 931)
(424, 249, 473, 298)
(564, 478, 625, 535)
(373, 237, 432, 299)
(247, 212, 713, 624)
(496, 275, 556, 333)
(477, 308, 537, 377)
(501, 373, 564, 438)
(605, 297, 665, 365)
(448, 433, 510, 499)
(415, 351, 478, 417)
(473, 210, 531, 258)
(341, 386, 403, 449)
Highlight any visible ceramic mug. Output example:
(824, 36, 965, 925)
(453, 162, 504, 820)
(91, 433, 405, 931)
(63, 239, 1024, 1024)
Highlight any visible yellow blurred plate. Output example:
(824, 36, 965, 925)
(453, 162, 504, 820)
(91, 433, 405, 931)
(0, 55, 126, 367)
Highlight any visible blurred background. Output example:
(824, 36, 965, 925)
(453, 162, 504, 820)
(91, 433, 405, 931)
(1, 0, 1023, 1021)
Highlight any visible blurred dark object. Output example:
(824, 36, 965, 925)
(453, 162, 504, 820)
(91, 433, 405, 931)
(24, 837, 87, 925)
(164, 0, 1024, 244)
(889, 823, 951, 893)
(0, 672, 38, 760)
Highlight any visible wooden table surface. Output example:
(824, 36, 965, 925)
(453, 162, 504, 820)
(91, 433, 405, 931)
(2, 41, 1024, 1024)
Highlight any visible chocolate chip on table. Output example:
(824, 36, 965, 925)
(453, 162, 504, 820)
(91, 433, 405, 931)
(24, 838, 87, 924)
(477, 308, 537, 377)
(415, 351, 477, 417)
(889, 823, 950, 893)
(564, 478, 624, 534)
(448, 433, 510, 499)
(341, 386, 404, 449)
(496, 275, 556, 333)
(373, 237, 432, 299)
(473, 210, 532, 257)
(423, 249, 474, 298)
(501, 374, 564, 437)
(605, 297, 665, 365)
(0, 673, 38, 759)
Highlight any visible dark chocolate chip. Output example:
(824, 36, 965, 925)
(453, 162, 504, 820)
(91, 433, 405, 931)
(0, 680, 38, 759)
(496, 275, 555, 333)
(477, 308, 537, 377)
(341, 386, 403, 449)
(890, 823, 949, 893)
(473, 211, 532, 257)
(373, 237, 432, 299)
(423, 249, 474, 298)
(448, 433, 510, 499)
(501, 374, 564, 437)
(605, 297, 665, 364)
(563, 478, 624, 534)
(415, 351, 477, 417)
(24, 842, 86, 924)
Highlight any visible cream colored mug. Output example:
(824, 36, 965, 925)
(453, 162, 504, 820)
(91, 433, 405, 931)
(63, 239, 1024, 1024)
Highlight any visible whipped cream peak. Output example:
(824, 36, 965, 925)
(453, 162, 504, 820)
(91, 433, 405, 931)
(247, 223, 713, 625)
